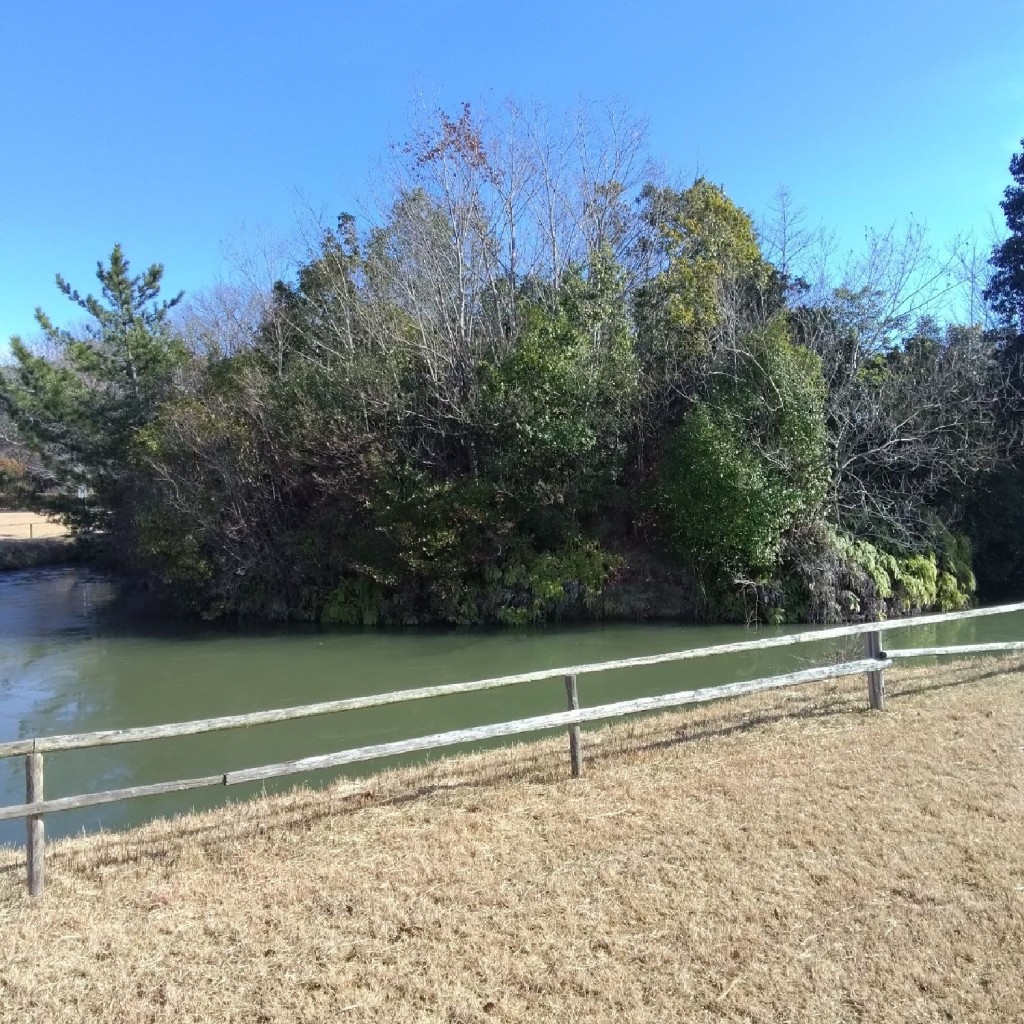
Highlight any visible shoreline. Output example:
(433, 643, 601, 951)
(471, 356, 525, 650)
(7, 554, 1020, 626)
(0, 536, 84, 572)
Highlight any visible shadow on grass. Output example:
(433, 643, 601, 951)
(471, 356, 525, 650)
(886, 663, 1017, 700)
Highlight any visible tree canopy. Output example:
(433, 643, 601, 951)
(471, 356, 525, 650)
(3, 102, 1019, 623)
(3, 246, 185, 532)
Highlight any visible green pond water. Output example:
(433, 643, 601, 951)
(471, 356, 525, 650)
(2, 566, 1022, 846)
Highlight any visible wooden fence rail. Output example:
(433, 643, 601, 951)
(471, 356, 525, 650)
(3, 600, 1022, 761)
(0, 521, 64, 540)
(3, 601, 1023, 896)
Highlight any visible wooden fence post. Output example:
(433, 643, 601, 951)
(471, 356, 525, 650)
(564, 674, 583, 778)
(864, 630, 886, 711)
(26, 751, 44, 896)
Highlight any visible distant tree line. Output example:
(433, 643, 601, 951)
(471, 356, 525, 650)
(2, 102, 1022, 623)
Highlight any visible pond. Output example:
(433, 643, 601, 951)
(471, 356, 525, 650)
(2, 566, 1021, 846)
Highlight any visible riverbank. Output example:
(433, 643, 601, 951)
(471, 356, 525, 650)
(0, 536, 84, 571)
(0, 511, 79, 571)
(1, 657, 1021, 1022)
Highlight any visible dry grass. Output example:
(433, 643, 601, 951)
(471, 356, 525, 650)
(1, 658, 1022, 1023)
(0, 511, 68, 540)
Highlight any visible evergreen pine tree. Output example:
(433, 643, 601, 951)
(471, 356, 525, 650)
(1, 245, 185, 531)
(985, 138, 1024, 330)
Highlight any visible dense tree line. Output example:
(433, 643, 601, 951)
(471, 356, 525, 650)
(964, 138, 1024, 595)
(3, 104, 1022, 624)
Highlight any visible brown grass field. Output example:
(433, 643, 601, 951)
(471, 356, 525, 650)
(1, 658, 1022, 1023)
(0, 511, 68, 540)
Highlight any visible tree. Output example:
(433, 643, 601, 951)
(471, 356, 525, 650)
(981, 136, 1024, 418)
(632, 180, 782, 429)
(479, 246, 638, 538)
(658, 315, 830, 584)
(126, 97, 652, 624)
(0, 396, 33, 506)
(791, 223, 1008, 552)
(1, 245, 185, 531)
(13, 99, 1004, 624)
(966, 137, 1024, 595)
(985, 137, 1024, 331)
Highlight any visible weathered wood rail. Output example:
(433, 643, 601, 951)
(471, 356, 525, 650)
(3, 601, 1023, 896)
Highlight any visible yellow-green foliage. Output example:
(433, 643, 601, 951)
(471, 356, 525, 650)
(658, 180, 770, 338)
(495, 538, 618, 626)
(936, 570, 968, 611)
(837, 536, 900, 600)
(635, 181, 777, 379)
(318, 536, 617, 627)
(896, 554, 939, 611)
(842, 536, 974, 614)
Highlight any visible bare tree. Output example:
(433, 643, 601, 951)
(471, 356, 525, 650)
(174, 282, 271, 359)
(757, 186, 840, 303)
(796, 301, 1005, 546)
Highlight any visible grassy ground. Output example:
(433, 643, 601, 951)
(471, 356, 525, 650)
(0, 511, 68, 540)
(1, 658, 1021, 1023)
(0, 510, 81, 570)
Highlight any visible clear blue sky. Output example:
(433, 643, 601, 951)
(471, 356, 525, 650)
(1, 0, 1021, 354)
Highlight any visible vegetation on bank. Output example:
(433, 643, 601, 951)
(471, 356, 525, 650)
(1, 658, 1021, 1023)
(0, 537, 81, 572)
(0, 512, 75, 570)
(1, 104, 1022, 623)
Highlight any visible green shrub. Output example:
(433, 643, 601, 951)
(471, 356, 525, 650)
(659, 316, 830, 584)
(322, 579, 386, 626)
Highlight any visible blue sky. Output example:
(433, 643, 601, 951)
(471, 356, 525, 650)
(1, 0, 1021, 354)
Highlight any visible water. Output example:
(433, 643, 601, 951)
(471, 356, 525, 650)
(2, 566, 1022, 846)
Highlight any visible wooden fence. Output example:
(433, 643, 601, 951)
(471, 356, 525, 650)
(0, 521, 38, 539)
(0, 519, 69, 540)
(3, 601, 1023, 896)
